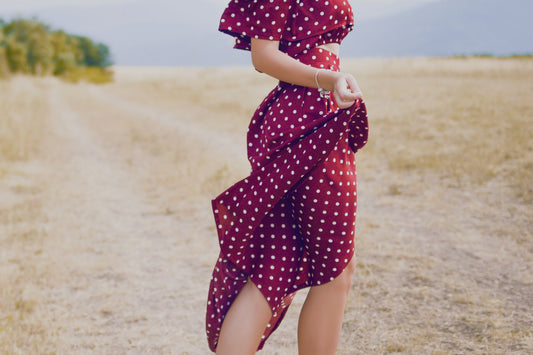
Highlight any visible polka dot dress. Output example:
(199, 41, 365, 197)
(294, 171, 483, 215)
(207, 1, 369, 352)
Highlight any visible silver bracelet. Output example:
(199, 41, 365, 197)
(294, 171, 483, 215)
(314, 69, 330, 99)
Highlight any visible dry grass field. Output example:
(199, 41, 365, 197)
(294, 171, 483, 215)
(0, 57, 532, 354)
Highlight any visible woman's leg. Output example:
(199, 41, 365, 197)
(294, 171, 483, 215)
(216, 279, 272, 355)
(297, 257, 356, 355)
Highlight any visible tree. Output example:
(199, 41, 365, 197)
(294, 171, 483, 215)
(50, 30, 79, 75)
(96, 43, 112, 67)
(75, 36, 111, 67)
(0, 29, 9, 78)
(3, 19, 50, 74)
(5, 35, 29, 73)
(0, 18, 113, 82)
(27, 23, 54, 75)
(3, 19, 35, 43)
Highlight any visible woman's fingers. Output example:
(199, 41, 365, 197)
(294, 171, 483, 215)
(334, 75, 361, 109)
(334, 91, 355, 108)
(345, 75, 363, 100)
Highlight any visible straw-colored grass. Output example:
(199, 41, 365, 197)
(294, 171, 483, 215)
(0, 57, 532, 354)
(0, 79, 50, 161)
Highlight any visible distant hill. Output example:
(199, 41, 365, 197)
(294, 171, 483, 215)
(345, 0, 533, 57)
(5, 0, 532, 66)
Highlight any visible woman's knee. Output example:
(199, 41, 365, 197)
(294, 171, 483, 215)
(345, 255, 357, 277)
(216, 280, 272, 355)
(336, 256, 356, 294)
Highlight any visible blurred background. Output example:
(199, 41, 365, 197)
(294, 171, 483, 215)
(2, 0, 532, 67)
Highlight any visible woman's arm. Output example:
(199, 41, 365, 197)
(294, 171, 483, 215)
(250, 38, 363, 109)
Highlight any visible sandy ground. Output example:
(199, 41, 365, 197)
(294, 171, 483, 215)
(1, 58, 532, 354)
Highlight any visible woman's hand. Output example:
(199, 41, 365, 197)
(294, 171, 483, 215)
(250, 38, 363, 109)
(331, 72, 363, 109)
(316, 69, 363, 109)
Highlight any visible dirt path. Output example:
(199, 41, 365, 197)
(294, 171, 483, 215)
(33, 80, 214, 354)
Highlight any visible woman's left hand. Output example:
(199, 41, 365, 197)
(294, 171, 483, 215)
(333, 73, 363, 109)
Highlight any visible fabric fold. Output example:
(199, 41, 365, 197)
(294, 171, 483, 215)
(212, 101, 367, 273)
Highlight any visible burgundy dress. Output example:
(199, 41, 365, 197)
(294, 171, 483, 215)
(206, 0, 369, 351)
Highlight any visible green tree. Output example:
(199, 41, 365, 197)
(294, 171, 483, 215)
(3, 19, 40, 73)
(96, 43, 112, 67)
(0, 18, 112, 82)
(4, 19, 34, 43)
(50, 30, 78, 75)
(5, 35, 29, 73)
(0, 30, 9, 78)
(27, 24, 54, 75)
(76, 35, 112, 67)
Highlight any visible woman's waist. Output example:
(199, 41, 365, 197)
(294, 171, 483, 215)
(316, 43, 340, 57)
(292, 46, 341, 71)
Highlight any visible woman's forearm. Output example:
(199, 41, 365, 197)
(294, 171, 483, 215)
(251, 38, 338, 91)
(250, 38, 362, 108)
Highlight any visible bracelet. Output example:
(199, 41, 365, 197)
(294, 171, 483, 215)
(314, 69, 330, 99)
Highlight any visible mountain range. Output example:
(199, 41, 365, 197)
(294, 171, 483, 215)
(346, 0, 533, 58)
(4, 0, 532, 66)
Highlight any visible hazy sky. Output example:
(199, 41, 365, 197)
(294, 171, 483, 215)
(0, 0, 445, 65)
(1, 0, 441, 20)
(1, 0, 439, 9)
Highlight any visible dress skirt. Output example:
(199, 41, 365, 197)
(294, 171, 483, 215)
(206, 47, 369, 352)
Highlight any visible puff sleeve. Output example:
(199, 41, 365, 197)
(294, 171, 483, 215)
(219, 0, 294, 51)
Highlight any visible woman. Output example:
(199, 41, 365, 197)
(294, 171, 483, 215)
(206, 0, 369, 353)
